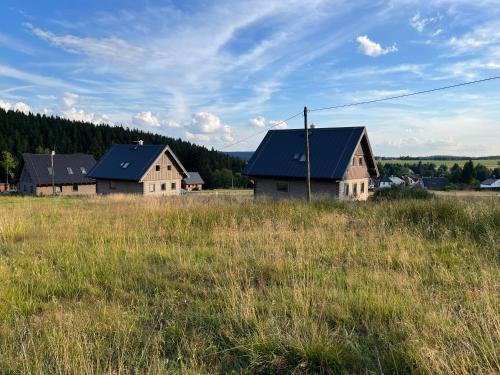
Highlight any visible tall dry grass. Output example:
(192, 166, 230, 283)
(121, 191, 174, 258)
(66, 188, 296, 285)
(0, 195, 498, 374)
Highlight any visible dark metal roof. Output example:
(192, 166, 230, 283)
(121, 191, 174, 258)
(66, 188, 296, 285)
(244, 126, 378, 180)
(22, 153, 96, 186)
(480, 178, 499, 185)
(184, 172, 204, 185)
(422, 177, 449, 188)
(87, 144, 188, 181)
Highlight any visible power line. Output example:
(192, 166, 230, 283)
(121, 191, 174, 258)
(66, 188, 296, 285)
(308, 75, 500, 112)
(218, 111, 302, 150)
(219, 75, 500, 150)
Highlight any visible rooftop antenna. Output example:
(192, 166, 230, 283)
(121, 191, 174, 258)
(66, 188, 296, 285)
(51, 147, 56, 196)
(304, 107, 311, 202)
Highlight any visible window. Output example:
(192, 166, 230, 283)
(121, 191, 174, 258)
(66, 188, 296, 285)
(109, 181, 117, 190)
(353, 183, 358, 196)
(276, 182, 289, 192)
(361, 182, 365, 194)
(161, 183, 166, 191)
(352, 157, 356, 166)
(299, 154, 306, 162)
(149, 183, 155, 192)
(359, 157, 363, 167)
(167, 165, 172, 171)
(344, 182, 349, 196)
(155, 165, 160, 172)
(120, 162, 130, 169)
(80, 167, 87, 174)
(171, 182, 176, 190)
(72, 184, 78, 192)
(67, 167, 74, 175)
(48, 167, 53, 175)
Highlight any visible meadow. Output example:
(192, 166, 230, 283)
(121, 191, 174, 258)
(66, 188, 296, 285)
(0, 195, 498, 374)
(378, 159, 500, 169)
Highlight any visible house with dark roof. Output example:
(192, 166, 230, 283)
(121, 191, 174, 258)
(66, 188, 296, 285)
(182, 172, 205, 191)
(19, 153, 96, 196)
(244, 126, 378, 200)
(422, 177, 449, 190)
(480, 178, 500, 189)
(379, 176, 405, 188)
(88, 142, 188, 195)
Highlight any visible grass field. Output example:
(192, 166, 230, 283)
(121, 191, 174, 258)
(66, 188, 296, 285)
(378, 159, 500, 169)
(0, 195, 499, 373)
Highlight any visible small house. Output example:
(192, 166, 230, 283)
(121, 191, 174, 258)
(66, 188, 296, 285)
(88, 142, 188, 195)
(480, 178, 500, 189)
(244, 126, 378, 200)
(183, 172, 205, 191)
(19, 153, 96, 196)
(0, 182, 9, 192)
(422, 177, 449, 190)
(379, 176, 405, 188)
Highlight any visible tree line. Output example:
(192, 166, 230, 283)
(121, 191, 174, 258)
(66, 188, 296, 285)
(378, 160, 500, 186)
(0, 108, 248, 189)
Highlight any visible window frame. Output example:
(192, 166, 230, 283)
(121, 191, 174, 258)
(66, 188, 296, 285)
(353, 183, 358, 196)
(359, 157, 363, 167)
(149, 183, 155, 193)
(344, 182, 349, 196)
(167, 165, 172, 171)
(67, 167, 74, 175)
(80, 167, 87, 174)
(161, 183, 166, 191)
(47, 167, 53, 175)
(276, 182, 289, 193)
(72, 183, 78, 192)
(361, 182, 365, 194)
(109, 181, 117, 190)
(171, 182, 176, 190)
(155, 165, 161, 172)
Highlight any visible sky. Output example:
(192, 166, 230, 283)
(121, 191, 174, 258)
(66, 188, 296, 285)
(0, 0, 499, 156)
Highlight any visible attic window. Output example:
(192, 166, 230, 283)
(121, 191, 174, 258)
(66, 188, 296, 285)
(67, 167, 74, 175)
(359, 157, 363, 167)
(120, 162, 130, 169)
(167, 165, 172, 171)
(80, 167, 87, 174)
(155, 165, 160, 172)
(48, 167, 53, 175)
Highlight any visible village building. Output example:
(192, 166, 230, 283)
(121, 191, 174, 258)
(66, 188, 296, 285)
(182, 172, 205, 191)
(0, 182, 9, 192)
(244, 126, 378, 200)
(19, 153, 96, 196)
(421, 176, 449, 190)
(379, 176, 405, 188)
(87, 142, 188, 195)
(480, 178, 500, 189)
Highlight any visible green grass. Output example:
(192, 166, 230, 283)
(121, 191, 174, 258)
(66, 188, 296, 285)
(0, 195, 499, 374)
(379, 159, 500, 169)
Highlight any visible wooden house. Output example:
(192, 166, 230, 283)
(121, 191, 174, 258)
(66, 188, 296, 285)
(88, 142, 188, 195)
(244, 126, 378, 200)
(19, 153, 96, 196)
(182, 172, 205, 191)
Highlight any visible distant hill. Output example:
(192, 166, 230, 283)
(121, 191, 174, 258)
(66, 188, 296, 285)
(224, 151, 254, 161)
(376, 155, 500, 160)
(0, 108, 246, 188)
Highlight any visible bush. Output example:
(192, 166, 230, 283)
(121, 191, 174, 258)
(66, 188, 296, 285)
(372, 185, 434, 201)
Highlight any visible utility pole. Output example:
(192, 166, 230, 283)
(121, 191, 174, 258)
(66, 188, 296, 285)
(304, 106, 311, 202)
(51, 149, 56, 196)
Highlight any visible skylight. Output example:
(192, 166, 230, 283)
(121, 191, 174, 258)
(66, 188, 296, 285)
(299, 154, 306, 162)
(120, 162, 130, 169)
(80, 167, 87, 174)
(47, 167, 53, 175)
(67, 167, 74, 175)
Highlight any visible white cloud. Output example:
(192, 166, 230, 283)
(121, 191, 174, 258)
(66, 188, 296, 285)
(63, 107, 110, 124)
(163, 119, 181, 128)
(221, 125, 235, 142)
(356, 35, 398, 57)
(62, 92, 79, 107)
(26, 23, 144, 63)
(0, 100, 31, 114)
(189, 111, 222, 133)
(185, 131, 210, 142)
(409, 13, 437, 33)
(132, 111, 161, 127)
(248, 116, 266, 127)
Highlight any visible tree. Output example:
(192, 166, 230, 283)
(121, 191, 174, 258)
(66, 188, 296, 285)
(474, 164, 491, 182)
(461, 160, 475, 184)
(449, 163, 462, 183)
(0, 150, 17, 185)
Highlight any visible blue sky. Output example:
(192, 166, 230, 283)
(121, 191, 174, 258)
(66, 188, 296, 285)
(0, 0, 499, 156)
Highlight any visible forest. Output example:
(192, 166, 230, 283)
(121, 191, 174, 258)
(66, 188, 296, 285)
(0, 108, 248, 189)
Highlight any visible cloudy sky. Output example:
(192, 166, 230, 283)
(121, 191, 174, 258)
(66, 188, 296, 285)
(0, 0, 499, 156)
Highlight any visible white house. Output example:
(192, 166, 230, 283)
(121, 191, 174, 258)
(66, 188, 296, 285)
(480, 178, 500, 189)
(379, 176, 405, 188)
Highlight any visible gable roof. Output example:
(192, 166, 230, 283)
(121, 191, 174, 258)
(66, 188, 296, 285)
(184, 172, 204, 185)
(381, 176, 405, 184)
(22, 153, 96, 186)
(480, 178, 499, 185)
(244, 126, 378, 180)
(87, 144, 188, 181)
(422, 177, 449, 188)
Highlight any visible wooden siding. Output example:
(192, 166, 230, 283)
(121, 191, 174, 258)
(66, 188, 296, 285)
(142, 151, 183, 182)
(343, 143, 371, 180)
(35, 184, 96, 196)
(97, 180, 144, 195)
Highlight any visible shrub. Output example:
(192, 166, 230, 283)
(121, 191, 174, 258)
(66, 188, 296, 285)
(371, 185, 434, 201)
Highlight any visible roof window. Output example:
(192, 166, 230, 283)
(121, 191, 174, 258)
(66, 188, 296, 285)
(299, 154, 306, 162)
(80, 167, 87, 174)
(67, 167, 74, 175)
(120, 162, 130, 169)
(48, 167, 53, 175)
